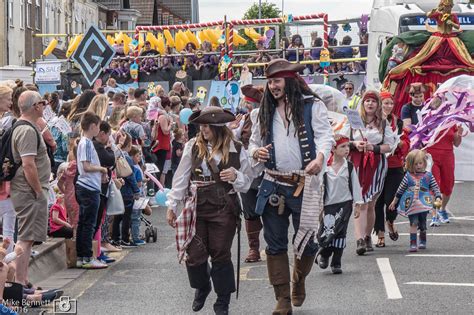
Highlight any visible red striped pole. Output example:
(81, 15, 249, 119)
(323, 14, 329, 85)
(135, 21, 223, 32)
(227, 23, 234, 81)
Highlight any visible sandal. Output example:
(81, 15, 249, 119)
(375, 236, 385, 248)
(387, 222, 399, 241)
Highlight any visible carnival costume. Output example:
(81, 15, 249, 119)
(249, 59, 334, 314)
(167, 106, 252, 314)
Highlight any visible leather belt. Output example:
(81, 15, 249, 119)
(266, 173, 305, 197)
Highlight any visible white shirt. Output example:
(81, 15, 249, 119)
(248, 97, 335, 173)
(325, 159, 363, 206)
(77, 137, 102, 192)
(340, 120, 397, 150)
(167, 138, 253, 214)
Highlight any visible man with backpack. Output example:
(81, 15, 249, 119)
(9, 91, 51, 286)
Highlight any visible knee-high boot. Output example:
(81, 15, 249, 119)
(245, 219, 263, 263)
(267, 253, 292, 315)
(211, 261, 235, 315)
(291, 254, 315, 307)
(186, 262, 212, 312)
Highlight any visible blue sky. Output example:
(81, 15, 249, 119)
(199, 0, 374, 22)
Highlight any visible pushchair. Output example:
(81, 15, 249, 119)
(136, 163, 160, 243)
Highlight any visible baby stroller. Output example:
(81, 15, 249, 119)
(136, 164, 160, 243)
(141, 214, 158, 243)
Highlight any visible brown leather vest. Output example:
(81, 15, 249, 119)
(190, 140, 242, 211)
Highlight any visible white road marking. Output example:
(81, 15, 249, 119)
(406, 254, 474, 258)
(406, 281, 474, 287)
(450, 216, 474, 221)
(398, 233, 474, 237)
(376, 258, 403, 299)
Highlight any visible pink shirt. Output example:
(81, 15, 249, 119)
(0, 182, 10, 200)
(49, 203, 68, 233)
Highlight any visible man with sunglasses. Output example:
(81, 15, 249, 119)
(10, 91, 51, 287)
(344, 82, 361, 111)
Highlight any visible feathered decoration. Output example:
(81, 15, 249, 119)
(329, 24, 339, 40)
(358, 14, 369, 35)
(263, 28, 275, 49)
(409, 86, 474, 150)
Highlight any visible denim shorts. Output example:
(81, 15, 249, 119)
(408, 212, 428, 231)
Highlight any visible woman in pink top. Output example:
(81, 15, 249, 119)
(48, 190, 73, 239)
(57, 143, 80, 232)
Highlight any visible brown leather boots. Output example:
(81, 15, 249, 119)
(245, 219, 263, 263)
(267, 253, 315, 314)
(291, 254, 315, 307)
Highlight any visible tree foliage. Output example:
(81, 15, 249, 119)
(237, 2, 282, 52)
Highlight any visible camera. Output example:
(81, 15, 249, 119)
(53, 296, 77, 314)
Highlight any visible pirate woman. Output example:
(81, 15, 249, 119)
(166, 106, 252, 315)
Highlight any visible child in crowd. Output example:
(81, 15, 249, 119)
(129, 145, 146, 246)
(121, 106, 147, 145)
(75, 112, 109, 269)
(171, 128, 184, 176)
(58, 138, 80, 232)
(317, 135, 363, 274)
(390, 150, 442, 252)
(112, 132, 140, 248)
(48, 188, 73, 239)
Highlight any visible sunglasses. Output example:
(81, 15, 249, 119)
(34, 100, 48, 107)
(345, 87, 353, 90)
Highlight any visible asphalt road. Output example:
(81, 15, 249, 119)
(63, 181, 474, 314)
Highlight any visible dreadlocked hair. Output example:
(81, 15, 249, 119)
(258, 76, 319, 139)
(195, 125, 236, 164)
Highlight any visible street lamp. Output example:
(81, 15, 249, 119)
(258, 0, 261, 19)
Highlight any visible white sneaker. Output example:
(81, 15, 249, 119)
(430, 216, 440, 227)
(82, 258, 108, 269)
(76, 259, 83, 268)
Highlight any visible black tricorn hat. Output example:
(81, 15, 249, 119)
(189, 106, 235, 125)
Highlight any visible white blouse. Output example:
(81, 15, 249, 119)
(324, 159, 363, 206)
(248, 97, 335, 173)
(340, 120, 397, 150)
(167, 138, 253, 214)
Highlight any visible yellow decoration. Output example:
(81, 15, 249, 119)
(175, 31, 186, 52)
(66, 35, 83, 58)
(198, 31, 209, 44)
(42, 38, 57, 56)
(244, 28, 261, 41)
(115, 32, 125, 44)
(319, 48, 330, 63)
(205, 29, 219, 45)
(233, 33, 248, 46)
(164, 30, 175, 48)
(138, 34, 144, 51)
(156, 33, 166, 55)
(186, 30, 200, 48)
(106, 35, 115, 46)
(146, 32, 157, 49)
(122, 34, 132, 55)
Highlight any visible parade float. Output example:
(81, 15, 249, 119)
(377, 0, 474, 115)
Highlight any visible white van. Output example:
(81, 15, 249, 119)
(366, 0, 474, 89)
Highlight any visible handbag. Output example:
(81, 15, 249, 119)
(115, 151, 133, 178)
(106, 180, 125, 216)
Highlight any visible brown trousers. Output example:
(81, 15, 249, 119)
(186, 201, 237, 267)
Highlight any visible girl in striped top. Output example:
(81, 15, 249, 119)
(389, 150, 441, 252)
